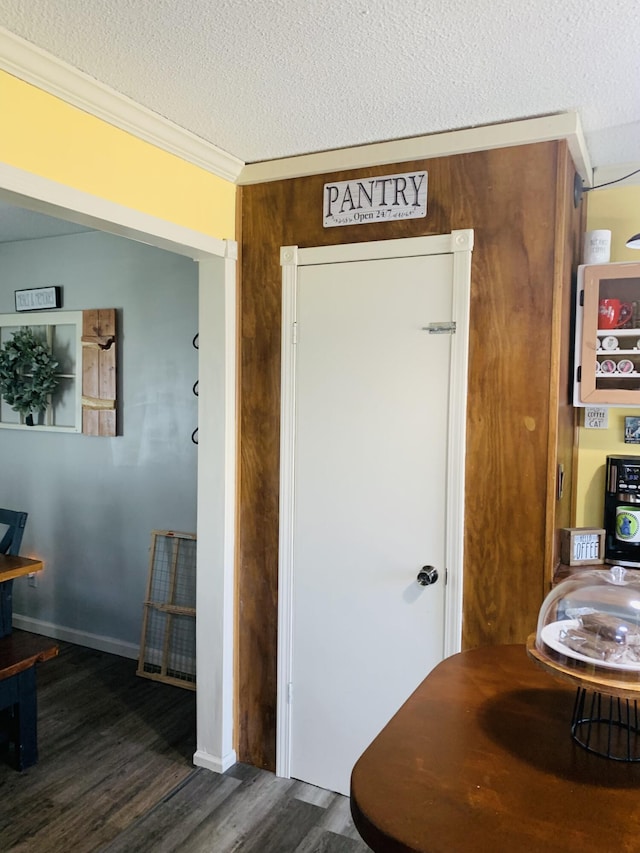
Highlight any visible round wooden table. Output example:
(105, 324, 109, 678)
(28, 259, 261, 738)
(350, 644, 640, 852)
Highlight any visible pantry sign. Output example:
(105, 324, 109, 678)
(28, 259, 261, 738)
(323, 171, 428, 228)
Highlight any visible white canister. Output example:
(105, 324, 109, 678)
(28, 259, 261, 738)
(584, 230, 612, 264)
(616, 506, 640, 542)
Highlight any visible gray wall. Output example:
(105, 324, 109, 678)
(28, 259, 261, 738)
(0, 230, 198, 651)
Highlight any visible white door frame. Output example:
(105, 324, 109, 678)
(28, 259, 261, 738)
(0, 161, 238, 773)
(276, 230, 473, 779)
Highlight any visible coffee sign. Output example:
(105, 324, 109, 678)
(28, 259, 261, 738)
(323, 171, 427, 228)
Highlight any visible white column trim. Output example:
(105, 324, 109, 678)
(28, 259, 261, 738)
(275, 246, 299, 780)
(444, 229, 473, 657)
(193, 249, 238, 774)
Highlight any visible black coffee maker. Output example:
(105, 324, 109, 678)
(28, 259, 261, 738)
(604, 455, 640, 566)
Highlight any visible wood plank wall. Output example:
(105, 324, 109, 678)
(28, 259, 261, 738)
(238, 141, 582, 769)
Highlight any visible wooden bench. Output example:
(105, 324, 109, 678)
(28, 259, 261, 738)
(0, 630, 58, 770)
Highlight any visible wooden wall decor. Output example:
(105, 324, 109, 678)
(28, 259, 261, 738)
(82, 309, 117, 436)
(238, 141, 584, 770)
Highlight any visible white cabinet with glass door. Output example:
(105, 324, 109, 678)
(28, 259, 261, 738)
(574, 262, 640, 406)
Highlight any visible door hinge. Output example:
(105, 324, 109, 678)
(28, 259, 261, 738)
(292, 322, 298, 345)
(423, 322, 456, 335)
(577, 365, 582, 382)
(445, 567, 448, 586)
(287, 682, 293, 704)
(579, 290, 584, 307)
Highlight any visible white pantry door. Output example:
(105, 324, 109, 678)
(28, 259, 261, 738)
(278, 232, 472, 796)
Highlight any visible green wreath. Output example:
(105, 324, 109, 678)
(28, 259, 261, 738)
(0, 327, 59, 422)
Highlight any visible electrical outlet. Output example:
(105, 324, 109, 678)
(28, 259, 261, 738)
(28, 573, 37, 588)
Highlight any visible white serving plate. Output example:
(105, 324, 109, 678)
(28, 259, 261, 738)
(541, 619, 640, 672)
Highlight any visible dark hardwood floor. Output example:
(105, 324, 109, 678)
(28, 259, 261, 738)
(0, 642, 369, 852)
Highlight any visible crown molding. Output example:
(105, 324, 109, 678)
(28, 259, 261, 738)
(239, 112, 593, 186)
(0, 26, 244, 184)
(0, 27, 593, 190)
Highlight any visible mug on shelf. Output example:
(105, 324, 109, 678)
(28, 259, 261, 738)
(601, 335, 619, 351)
(598, 298, 633, 330)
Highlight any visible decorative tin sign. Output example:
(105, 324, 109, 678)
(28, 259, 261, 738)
(584, 406, 609, 429)
(323, 171, 427, 228)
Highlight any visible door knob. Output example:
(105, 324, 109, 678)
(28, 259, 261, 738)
(417, 566, 439, 586)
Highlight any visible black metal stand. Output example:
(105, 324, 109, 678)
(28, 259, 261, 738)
(571, 687, 640, 761)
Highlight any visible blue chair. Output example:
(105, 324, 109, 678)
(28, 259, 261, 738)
(0, 509, 28, 556)
(0, 510, 28, 637)
(0, 509, 51, 770)
(0, 510, 57, 769)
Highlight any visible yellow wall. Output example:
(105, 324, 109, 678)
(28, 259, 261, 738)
(5, 69, 639, 526)
(575, 183, 640, 526)
(0, 71, 236, 239)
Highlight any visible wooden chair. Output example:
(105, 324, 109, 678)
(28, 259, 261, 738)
(0, 509, 28, 637)
(0, 508, 27, 556)
(0, 510, 58, 769)
(0, 630, 58, 769)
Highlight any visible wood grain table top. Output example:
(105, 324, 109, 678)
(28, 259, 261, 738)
(0, 628, 58, 679)
(350, 644, 640, 853)
(0, 553, 44, 583)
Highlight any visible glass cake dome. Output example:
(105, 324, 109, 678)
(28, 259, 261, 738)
(535, 566, 640, 679)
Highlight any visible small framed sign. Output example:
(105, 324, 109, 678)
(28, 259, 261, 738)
(559, 527, 605, 566)
(625, 416, 640, 444)
(584, 407, 609, 429)
(14, 286, 62, 312)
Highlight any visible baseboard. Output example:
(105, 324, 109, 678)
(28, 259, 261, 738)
(11, 613, 139, 660)
(193, 748, 237, 774)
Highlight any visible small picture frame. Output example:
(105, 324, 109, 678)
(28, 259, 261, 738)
(14, 286, 62, 312)
(625, 416, 640, 444)
(559, 528, 605, 566)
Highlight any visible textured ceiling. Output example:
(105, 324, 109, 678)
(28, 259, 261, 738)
(0, 0, 638, 169)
